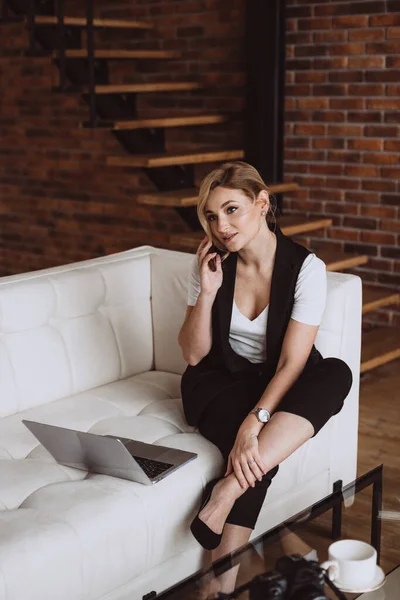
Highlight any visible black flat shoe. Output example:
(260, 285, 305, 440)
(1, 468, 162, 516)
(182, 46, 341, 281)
(190, 478, 223, 550)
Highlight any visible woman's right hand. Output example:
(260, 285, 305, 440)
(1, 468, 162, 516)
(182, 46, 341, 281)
(196, 236, 223, 297)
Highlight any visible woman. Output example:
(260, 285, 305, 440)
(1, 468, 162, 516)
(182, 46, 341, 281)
(178, 162, 352, 566)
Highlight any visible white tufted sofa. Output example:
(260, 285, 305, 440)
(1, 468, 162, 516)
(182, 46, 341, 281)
(0, 245, 362, 600)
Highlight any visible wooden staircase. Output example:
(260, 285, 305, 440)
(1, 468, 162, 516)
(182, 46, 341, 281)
(53, 49, 182, 60)
(82, 82, 203, 95)
(362, 287, 400, 316)
(110, 115, 230, 131)
(2, 3, 399, 375)
(33, 16, 155, 29)
(107, 148, 244, 168)
(361, 328, 400, 374)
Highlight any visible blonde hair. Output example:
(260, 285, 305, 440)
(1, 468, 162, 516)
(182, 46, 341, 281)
(197, 161, 276, 260)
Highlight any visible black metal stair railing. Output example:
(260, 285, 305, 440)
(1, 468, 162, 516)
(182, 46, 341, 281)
(1, 0, 54, 48)
(1, 0, 20, 22)
(85, 0, 96, 128)
(55, 0, 67, 92)
(1, 0, 110, 128)
(53, 0, 99, 127)
(27, 0, 36, 53)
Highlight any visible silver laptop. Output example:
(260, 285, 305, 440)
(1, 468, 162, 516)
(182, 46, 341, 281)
(22, 420, 197, 485)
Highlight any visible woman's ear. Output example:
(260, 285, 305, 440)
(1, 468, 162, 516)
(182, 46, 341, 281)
(257, 190, 270, 213)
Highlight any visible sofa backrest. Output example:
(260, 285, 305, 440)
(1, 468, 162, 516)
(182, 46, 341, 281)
(0, 248, 155, 418)
(151, 249, 195, 376)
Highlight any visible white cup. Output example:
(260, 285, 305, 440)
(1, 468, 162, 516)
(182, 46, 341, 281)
(321, 540, 377, 589)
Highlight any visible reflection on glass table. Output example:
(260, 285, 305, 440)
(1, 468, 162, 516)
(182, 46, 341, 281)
(151, 465, 400, 600)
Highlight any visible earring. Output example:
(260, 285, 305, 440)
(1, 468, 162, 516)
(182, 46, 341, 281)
(261, 211, 266, 216)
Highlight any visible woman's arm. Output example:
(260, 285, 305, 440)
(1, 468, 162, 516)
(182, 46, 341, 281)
(249, 253, 326, 420)
(178, 295, 216, 365)
(178, 236, 223, 365)
(250, 318, 320, 419)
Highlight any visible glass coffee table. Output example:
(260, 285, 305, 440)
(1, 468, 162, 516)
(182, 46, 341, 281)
(359, 566, 398, 599)
(146, 465, 399, 600)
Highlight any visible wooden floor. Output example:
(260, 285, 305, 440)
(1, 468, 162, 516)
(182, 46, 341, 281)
(353, 359, 400, 573)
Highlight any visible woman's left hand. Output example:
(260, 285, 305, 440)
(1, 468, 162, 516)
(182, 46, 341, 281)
(225, 418, 268, 489)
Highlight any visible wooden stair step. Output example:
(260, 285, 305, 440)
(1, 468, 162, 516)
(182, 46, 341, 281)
(108, 148, 244, 168)
(90, 82, 202, 95)
(169, 216, 333, 249)
(319, 250, 369, 272)
(362, 285, 400, 315)
(34, 16, 154, 29)
(137, 183, 300, 206)
(277, 216, 332, 236)
(112, 114, 230, 130)
(54, 49, 181, 60)
(361, 327, 400, 373)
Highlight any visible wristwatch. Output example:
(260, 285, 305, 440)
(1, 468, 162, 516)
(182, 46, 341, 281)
(250, 407, 271, 424)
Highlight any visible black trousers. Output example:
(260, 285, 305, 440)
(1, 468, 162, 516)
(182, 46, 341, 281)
(197, 357, 353, 530)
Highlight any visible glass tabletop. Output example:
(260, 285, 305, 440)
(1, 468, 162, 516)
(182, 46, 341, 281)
(152, 465, 400, 600)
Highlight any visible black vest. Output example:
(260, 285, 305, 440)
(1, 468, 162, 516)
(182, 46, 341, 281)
(181, 225, 322, 425)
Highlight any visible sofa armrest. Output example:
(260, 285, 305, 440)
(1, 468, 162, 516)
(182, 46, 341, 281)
(317, 272, 362, 491)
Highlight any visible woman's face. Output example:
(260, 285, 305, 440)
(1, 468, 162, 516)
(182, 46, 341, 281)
(204, 186, 268, 251)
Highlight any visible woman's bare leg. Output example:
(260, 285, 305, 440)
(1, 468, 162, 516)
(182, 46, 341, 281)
(201, 524, 251, 597)
(203, 526, 316, 597)
(212, 523, 252, 560)
(280, 527, 314, 557)
(257, 412, 314, 472)
(198, 412, 314, 540)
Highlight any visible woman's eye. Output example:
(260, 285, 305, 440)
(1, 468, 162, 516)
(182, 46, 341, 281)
(206, 206, 237, 222)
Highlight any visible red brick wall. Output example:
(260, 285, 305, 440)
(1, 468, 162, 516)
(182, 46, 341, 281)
(0, 0, 399, 325)
(285, 0, 400, 327)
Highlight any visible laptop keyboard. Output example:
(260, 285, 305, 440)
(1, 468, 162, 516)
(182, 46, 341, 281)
(132, 455, 173, 479)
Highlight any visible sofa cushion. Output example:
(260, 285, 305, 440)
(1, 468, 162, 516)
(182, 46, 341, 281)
(0, 254, 154, 418)
(0, 371, 186, 462)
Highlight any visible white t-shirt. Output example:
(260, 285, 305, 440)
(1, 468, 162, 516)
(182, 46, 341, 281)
(187, 253, 327, 363)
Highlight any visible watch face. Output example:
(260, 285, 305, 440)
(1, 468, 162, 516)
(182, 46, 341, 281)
(258, 409, 270, 423)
